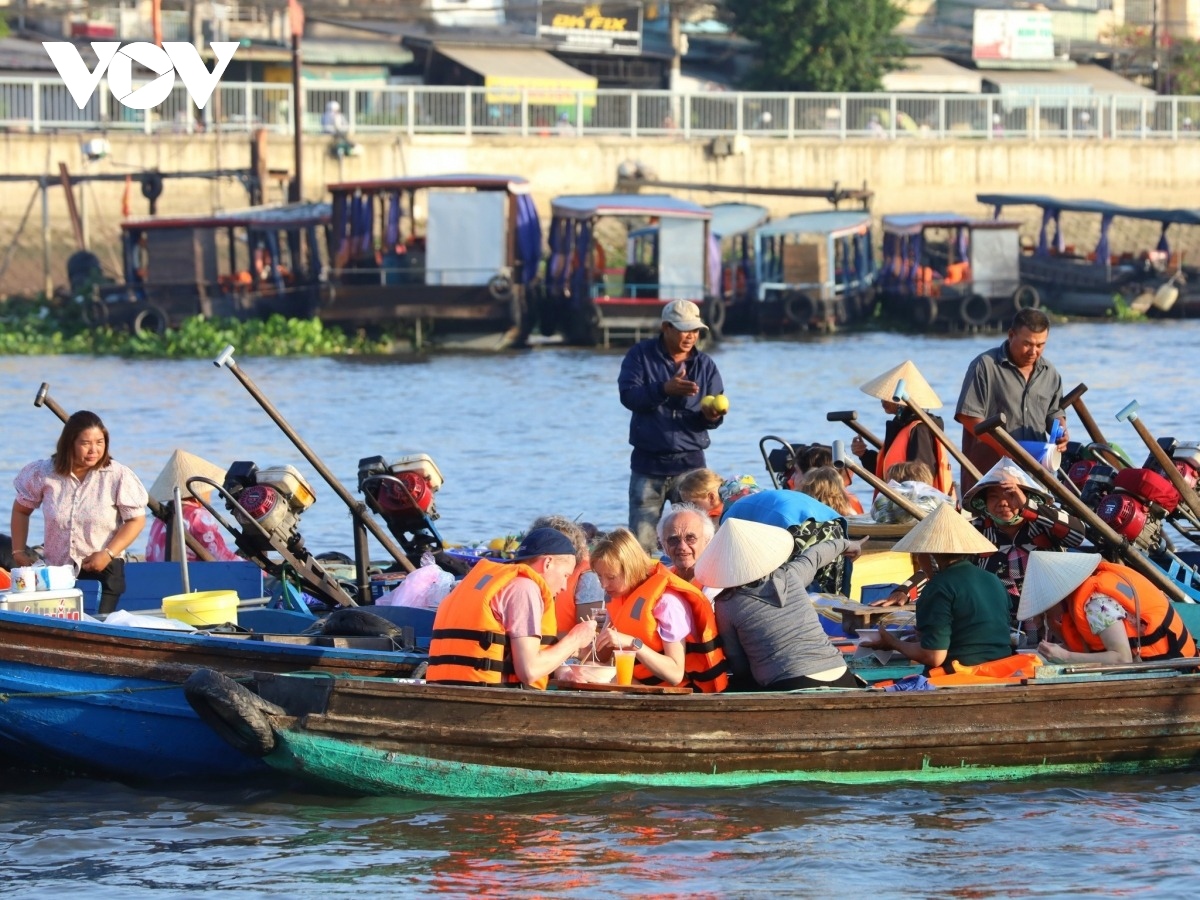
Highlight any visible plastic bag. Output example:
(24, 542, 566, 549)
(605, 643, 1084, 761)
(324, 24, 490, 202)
(870, 480, 952, 524)
(377, 563, 457, 609)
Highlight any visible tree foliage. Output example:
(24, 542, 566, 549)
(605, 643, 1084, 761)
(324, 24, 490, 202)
(723, 0, 907, 92)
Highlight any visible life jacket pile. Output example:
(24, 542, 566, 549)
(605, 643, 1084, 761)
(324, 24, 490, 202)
(1060, 561, 1197, 661)
(426, 559, 558, 689)
(606, 562, 729, 692)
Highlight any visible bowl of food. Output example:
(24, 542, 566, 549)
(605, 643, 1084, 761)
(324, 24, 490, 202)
(559, 662, 618, 684)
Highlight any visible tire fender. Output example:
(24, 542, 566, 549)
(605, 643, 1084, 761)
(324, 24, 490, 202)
(1013, 284, 1040, 312)
(488, 273, 514, 302)
(703, 295, 727, 339)
(132, 305, 167, 337)
(960, 293, 991, 327)
(783, 292, 815, 326)
(183, 669, 285, 758)
(913, 294, 939, 329)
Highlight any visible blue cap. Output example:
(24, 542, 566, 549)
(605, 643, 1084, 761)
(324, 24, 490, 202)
(508, 527, 576, 561)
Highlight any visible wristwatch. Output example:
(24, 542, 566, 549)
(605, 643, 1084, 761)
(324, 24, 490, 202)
(629, 638, 644, 651)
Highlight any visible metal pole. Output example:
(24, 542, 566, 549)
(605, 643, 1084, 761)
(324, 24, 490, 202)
(892, 378, 982, 484)
(213, 345, 415, 572)
(290, 32, 303, 202)
(832, 440, 927, 521)
(1062, 383, 1126, 470)
(173, 486, 191, 592)
(825, 410, 882, 450)
(1116, 400, 1200, 522)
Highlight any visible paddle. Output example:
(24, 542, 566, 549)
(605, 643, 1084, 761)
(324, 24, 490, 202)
(1062, 383, 1127, 471)
(826, 410, 882, 450)
(891, 377, 981, 487)
(213, 346, 416, 591)
(976, 412, 1193, 604)
(832, 440, 928, 522)
(1115, 400, 1200, 524)
(33, 382, 216, 562)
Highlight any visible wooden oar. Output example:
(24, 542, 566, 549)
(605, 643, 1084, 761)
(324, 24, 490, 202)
(34, 382, 215, 563)
(892, 377, 982, 486)
(1062, 383, 1127, 471)
(826, 410, 882, 450)
(1116, 400, 1200, 523)
(976, 412, 1192, 604)
(832, 440, 927, 521)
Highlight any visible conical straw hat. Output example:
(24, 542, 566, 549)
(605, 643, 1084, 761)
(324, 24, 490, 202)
(859, 360, 942, 409)
(148, 449, 227, 505)
(1017, 551, 1102, 621)
(962, 459, 1052, 511)
(891, 502, 997, 555)
(693, 518, 795, 589)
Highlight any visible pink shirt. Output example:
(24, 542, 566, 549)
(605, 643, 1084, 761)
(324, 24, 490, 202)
(490, 576, 546, 640)
(14, 458, 148, 571)
(654, 590, 696, 644)
(145, 502, 240, 562)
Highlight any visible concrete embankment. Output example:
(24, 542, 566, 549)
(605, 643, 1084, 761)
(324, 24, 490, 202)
(2, 130, 1197, 296)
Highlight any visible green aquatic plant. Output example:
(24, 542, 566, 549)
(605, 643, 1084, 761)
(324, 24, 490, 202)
(1106, 293, 1146, 322)
(0, 298, 395, 357)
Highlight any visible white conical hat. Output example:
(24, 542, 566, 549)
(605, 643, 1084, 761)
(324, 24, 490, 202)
(1017, 551, 1102, 621)
(962, 459, 1052, 510)
(858, 360, 942, 409)
(148, 449, 227, 505)
(693, 518, 795, 589)
(891, 502, 997, 555)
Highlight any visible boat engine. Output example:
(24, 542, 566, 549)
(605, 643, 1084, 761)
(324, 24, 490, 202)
(1095, 467, 1180, 552)
(358, 453, 445, 557)
(1072, 462, 1116, 511)
(223, 461, 316, 555)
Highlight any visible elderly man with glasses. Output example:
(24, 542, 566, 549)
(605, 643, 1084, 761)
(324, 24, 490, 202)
(656, 502, 716, 590)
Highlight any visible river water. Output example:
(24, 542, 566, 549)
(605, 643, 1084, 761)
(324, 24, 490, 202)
(1, 320, 1198, 896)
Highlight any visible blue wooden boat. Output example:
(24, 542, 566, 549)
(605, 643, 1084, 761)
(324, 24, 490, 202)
(0, 606, 427, 782)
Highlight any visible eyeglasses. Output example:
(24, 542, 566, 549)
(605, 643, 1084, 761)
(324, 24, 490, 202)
(665, 533, 701, 548)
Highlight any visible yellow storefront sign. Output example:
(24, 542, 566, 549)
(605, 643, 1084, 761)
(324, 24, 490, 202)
(485, 74, 597, 107)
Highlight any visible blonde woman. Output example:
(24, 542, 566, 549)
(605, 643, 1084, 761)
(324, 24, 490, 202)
(798, 466, 857, 517)
(590, 527, 727, 692)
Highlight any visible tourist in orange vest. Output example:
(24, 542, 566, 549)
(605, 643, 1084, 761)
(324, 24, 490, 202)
(425, 527, 598, 689)
(850, 360, 956, 500)
(590, 527, 728, 692)
(655, 502, 714, 589)
(529, 515, 604, 637)
(1019, 552, 1197, 664)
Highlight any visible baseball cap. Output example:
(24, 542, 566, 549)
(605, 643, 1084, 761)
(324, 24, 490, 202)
(661, 300, 708, 334)
(508, 527, 577, 561)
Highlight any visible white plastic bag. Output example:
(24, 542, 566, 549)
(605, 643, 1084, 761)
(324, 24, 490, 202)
(377, 564, 457, 609)
(871, 480, 952, 524)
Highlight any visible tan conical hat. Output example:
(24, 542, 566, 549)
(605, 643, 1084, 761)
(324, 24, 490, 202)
(1017, 551, 1102, 621)
(148, 449, 227, 505)
(693, 518, 795, 589)
(859, 360, 942, 409)
(891, 502, 997, 555)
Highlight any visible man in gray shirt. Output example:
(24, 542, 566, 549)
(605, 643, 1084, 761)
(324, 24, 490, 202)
(955, 308, 1069, 493)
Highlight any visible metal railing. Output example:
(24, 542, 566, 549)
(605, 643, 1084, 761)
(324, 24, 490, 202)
(4, 77, 1200, 140)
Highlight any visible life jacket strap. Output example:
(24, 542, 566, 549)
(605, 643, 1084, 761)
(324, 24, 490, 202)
(431, 627, 508, 651)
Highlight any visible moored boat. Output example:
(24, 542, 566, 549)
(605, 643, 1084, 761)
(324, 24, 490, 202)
(190, 661, 1200, 798)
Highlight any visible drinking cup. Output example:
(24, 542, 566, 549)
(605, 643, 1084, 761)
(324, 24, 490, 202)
(613, 649, 636, 686)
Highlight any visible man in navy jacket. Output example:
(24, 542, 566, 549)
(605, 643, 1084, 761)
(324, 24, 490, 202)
(618, 300, 726, 552)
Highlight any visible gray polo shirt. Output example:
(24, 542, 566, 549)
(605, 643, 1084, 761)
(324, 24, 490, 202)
(955, 341, 1063, 482)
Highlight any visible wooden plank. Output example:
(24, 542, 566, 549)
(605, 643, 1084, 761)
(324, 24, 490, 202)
(549, 680, 693, 695)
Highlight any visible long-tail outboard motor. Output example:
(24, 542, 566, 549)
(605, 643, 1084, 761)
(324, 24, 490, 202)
(358, 453, 445, 559)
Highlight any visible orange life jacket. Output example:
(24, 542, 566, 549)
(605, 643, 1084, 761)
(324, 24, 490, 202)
(554, 559, 589, 635)
(606, 562, 728, 692)
(927, 653, 1041, 686)
(1060, 561, 1197, 661)
(426, 559, 558, 689)
(875, 419, 955, 496)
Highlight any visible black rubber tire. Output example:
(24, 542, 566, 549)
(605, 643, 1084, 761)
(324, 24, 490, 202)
(487, 274, 514, 302)
(132, 305, 167, 337)
(183, 669, 285, 758)
(67, 250, 103, 292)
(82, 298, 109, 326)
(783, 292, 816, 326)
(1013, 284, 1041, 312)
(961, 293, 991, 327)
(912, 294, 938, 329)
(703, 295, 727, 339)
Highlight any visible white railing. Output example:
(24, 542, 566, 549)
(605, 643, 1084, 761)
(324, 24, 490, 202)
(3, 78, 1200, 140)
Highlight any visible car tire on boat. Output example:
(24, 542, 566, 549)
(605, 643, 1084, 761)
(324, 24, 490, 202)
(960, 293, 991, 327)
(783, 292, 815, 327)
(132, 305, 167, 337)
(703, 295, 726, 339)
(1012, 284, 1041, 312)
(912, 294, 938, 329)
(488, 274, 514, 302)
(183, 669, 285, 758)
(81, 298, 109, 326)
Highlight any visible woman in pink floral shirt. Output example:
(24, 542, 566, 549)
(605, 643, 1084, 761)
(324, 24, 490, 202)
(11, 411, 148, 614)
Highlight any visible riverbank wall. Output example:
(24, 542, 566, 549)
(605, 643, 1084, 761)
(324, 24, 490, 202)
(2, 130, 1197, 296)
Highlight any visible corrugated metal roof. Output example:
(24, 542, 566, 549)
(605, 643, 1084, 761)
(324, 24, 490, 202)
(982, 63, 1154, 97)
(436, 44, 594, 83)
(756, 211, 871, 238)
(882, 56, 983, 93)
(552, 194, 712, 219)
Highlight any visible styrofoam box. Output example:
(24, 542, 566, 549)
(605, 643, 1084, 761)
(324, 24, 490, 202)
(0, 588, 85, 621)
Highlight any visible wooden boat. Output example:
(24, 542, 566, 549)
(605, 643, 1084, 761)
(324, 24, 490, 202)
(0, 607, 425, 781)
(976, 194, 1193, 318)
(192, 658, 1200, 798)
(752, 211, 879, 333)
(543, 194, 717, 347)
(318, 174, 542, 349)
(95, 202, 332, 335)
(878, 213, 1028, 331)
